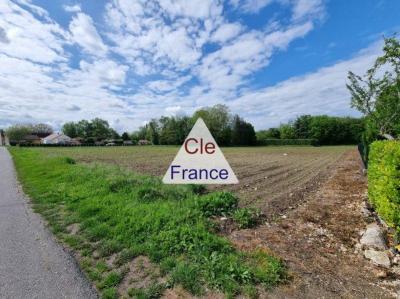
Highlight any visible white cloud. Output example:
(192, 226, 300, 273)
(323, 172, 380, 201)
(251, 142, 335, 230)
(158, 0, 222, 19)
(211, 23, 242, 43)
(69, 13, 107, 56)
(239, 0, 274, 13)
(229, 41, 382, 129)
(292, 0, 325, 22)
(0, 0, 66, 63)
(63, 4, 81, 13)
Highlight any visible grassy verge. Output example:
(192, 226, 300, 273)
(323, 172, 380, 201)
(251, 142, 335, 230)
(10, 148, 285, 298)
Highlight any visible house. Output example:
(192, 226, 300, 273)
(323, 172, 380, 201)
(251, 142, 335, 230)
(23, 135, 42, 145)
(42, 133, 72, 145)
(70, 137, 83, 145)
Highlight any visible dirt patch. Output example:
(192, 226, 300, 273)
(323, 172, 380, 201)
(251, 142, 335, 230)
(67, 223, 80, 235)
(118, 256, 165, 297)
(229, 150, 398, 298)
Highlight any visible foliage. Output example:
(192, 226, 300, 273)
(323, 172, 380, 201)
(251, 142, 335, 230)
(5, 123, 54, 144)
(256, 128, 280, 140)
(196, 191, 238, 217)
(30, 123, 53, 137)
(121, 132, 130, 141)
(10, 148, 285, 297)
(232, 208, 262, 229)
(368, 141, 400, 233)
(193, 104, 232, 146)
(258, 115, 363, 145)
(62, 118, 119, 141)
(347, 36, 400, 140)
(132, 104, 257, 146)
(293, 115, 312, 139)
(231, 115, 257, 146)
(258, 139, 318, 146)
(5, 125, 31, 142)
(279, 124, 296, 139)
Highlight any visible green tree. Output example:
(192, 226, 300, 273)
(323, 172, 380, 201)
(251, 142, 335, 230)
(5, 125, 31, 143)
(294, 115, 312, 139)
(121, 132, 130, 141)
(231, 115, 256, 146)
(193, 104, 232, 146)
(62, 122, 78, 138)
(91, 118, 112, 140)
(145, 119, 159, 145)
(347, 36, 400, 140)
(31, 123, 53, 137)
(279, 123, 296, 139)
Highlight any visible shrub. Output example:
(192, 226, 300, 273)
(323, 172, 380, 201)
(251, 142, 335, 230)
(65, 157, 76, 164)
(368, 141, 400, 233)
(196, 191, 238, 217)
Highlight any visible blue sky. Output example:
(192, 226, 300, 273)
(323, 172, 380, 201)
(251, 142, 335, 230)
(0, 0, 399, 132)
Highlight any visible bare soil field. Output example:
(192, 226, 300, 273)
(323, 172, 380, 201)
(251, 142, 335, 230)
(44, 145, 349, 218)
(25, 146, 399, 298)
(230, 149, 398, 298)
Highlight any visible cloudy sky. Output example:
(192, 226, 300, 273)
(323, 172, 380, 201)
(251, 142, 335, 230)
(0, 0, 399, 132)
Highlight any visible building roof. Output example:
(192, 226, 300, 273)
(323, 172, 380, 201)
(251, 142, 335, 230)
(42, 133, 71, 141)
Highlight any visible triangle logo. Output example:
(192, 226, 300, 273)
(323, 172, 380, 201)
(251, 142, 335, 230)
(163, 118, 239, 184)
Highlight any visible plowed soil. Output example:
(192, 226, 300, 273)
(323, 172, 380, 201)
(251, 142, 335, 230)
(230, 150, 398, 298)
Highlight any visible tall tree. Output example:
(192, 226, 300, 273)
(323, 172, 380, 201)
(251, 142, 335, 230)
(231, 115, 256, 146)
(31, 123, 53, 137)
(294, 115, 312, 139)
(193, 104, 232, 146)
(279, 123, 296, 139)
(62, 122, 78, 138)
(5, 125, 31, 143)
(347, 36, 400, 140)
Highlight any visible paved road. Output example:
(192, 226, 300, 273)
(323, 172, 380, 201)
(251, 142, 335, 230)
(0, 147, 97, 299)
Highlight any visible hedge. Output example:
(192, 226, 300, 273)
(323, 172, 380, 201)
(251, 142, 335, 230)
(368, 141, 400, 233)
(257, 139, 318, 146)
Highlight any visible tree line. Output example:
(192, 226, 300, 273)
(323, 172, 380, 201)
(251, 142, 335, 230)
(130, 104, 257, 146)
(5, 109, 365, 146)
(257, 115, 364, 145)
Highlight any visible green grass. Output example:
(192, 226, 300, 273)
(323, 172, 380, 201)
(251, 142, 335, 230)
(10, 148, 286, 298)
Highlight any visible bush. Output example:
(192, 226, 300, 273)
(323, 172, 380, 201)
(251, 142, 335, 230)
(368, 141, 400, 233)
(196, 191, 238, 217)
(258, 139, 318, 146)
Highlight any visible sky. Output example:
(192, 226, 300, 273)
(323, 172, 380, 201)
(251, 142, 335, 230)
(0, 0, 399, 132)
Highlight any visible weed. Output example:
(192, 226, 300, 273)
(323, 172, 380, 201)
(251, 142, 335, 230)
(171, 262, 203, 295)
(99, 272, 123, 289)
(232, 208, 262, 229)
(101, 288, 118, 299)
(65, 157, 76, 164)
(196, 191, 238, 217)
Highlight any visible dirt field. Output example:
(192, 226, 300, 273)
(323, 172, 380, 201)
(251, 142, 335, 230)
(28, 146, 399, 298)
(230, 149, 398, 298)
(43, 145, 349, 218)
